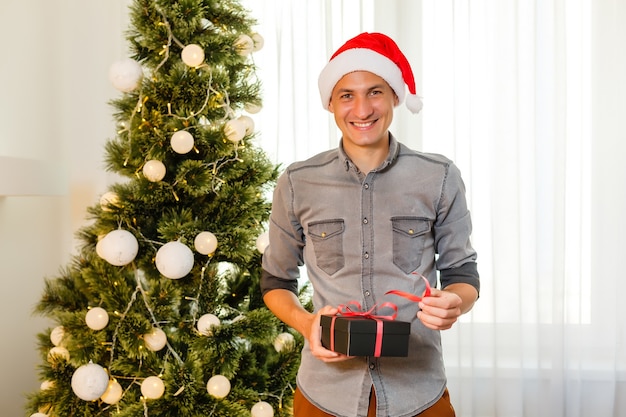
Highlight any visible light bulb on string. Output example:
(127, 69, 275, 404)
(141, 376, 165, 400)
(234, 34, 254, 56)
(197, 313, 220, 336)
(224, 118, 246, 143)
(100, 379, 123, 404)
(143, 327, 167, 351)
(143, 160, 166, 182)
(194, 231, 218, 255)
(85, 307, 109, 330)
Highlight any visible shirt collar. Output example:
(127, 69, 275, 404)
(338, 133, 400, 172)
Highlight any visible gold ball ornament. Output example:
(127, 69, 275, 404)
(144, 327, 167, 351)
(85, 307, 109, 331)
(251, 401, 274, 417)
(197, 313, 220, 336)
(224, 118, 246, 143)
(141, 376, 165, 400)
(234, 34, 254, 56)
(206, 374, 230, 398)
(170, 130, 195, 154)
(101, 379, 123, 404)
(194, 231, 218, 255)
(142, 160, 166, 182)
(181, 44, 205, 67)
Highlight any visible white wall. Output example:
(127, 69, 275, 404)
(0, 1, 129, 415)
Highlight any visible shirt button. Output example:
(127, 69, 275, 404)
(365, 290, 371, 297)
(369, 362, 376, 370)
(363, 218, 368, 224)
(364, 183, 370, 189)
(364, 252, 369, 259)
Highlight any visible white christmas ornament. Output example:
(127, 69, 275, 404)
(98, 229, 139, 266)
(48, 346, 70, 362)
(141, 376, 165, 399)
(197, 313, 220, 336)
(234, 34, 254, 56)
(206, 374, 230, 398)
(50, 326, 65, 347)
(30, 414, 48, 417)
(71, 363, 109, 401)
(194, 231, 218, 255)
(244, 102, 262, 114)
(170, 130, 195, 154)
(144, 327, 167, 351)
(99, 191, 120, 211)
(143, 160, 166, 182)
(224, 118, 246, 142)
(251, 401, 274, 417)
(256, 231, 270, 254)
(155, 241, 195, 279)
(251, 32, 265, 52)
(238, 115, 255, 135)
(109, 58, 143, 92)
(100, 379, 123, 404)
(273, 332, 295, 353)
(181, 44, 205, 67)
(86, 307, 109, 330)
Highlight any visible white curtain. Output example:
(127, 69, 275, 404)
(245, 1, 626, 416)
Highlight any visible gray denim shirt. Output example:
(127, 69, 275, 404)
(261, 134, 479, 417)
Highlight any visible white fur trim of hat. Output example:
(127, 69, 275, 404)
(318, 32, 423, 114)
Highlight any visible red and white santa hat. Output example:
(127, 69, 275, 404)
(318, 32, 423, 114)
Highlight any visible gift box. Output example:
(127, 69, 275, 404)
(320, 314, 410, 357)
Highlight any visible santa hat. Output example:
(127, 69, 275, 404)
(318, 32, 423, 114)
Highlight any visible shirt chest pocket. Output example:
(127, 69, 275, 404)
(307, 219, 345, 276)
(391, 217, 431, 274)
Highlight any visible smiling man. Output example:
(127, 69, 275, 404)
(261, 32, 480, 417)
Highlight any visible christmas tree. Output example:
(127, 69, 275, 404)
(26, 1, 305, 416)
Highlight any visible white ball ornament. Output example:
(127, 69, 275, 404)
(99, 229, 139, 266)
(100, 379, 123, 404)
(234, 34, 254, 56)
(143, 160, 166, 182)
(141, 376, 165, 399)
(206, 374, 230, 399)
(181, 44, 205, 67)
(144, 327, 167, 351)
(273, 332, 295, 353)
(251, 32, 265, 52)
(155, 241, 195, 279)
(71, 363, 109, 401)
(197, 313, 220, 336)
(238, 115, 255, 135)
(170, 130, 195, 154)
(40, 380, 55, 390)
(50, 326, 65, 347)
(99, 191, 120, 211)
(194, 231, 218, 255)
(244, 102, 262, 114)
(251, 401, 274, 417)
(86, 307, 109, 331)
(224, 118, 246, 143)
(109, 58, 143, 92)
(256, 231, 270, 254)
(48, 346, 70, 362)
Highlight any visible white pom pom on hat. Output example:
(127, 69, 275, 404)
(318, 32, 423, 114)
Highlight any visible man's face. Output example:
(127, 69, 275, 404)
(328, 71, 398, 151)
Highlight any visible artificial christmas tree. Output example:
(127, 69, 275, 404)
(26, 1, 305, 416)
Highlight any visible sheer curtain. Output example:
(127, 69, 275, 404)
(244, 1, 626, 416)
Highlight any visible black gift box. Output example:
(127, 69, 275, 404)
(320, 315, 410, 357)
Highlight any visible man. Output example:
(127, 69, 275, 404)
(261, 32, 479, 417)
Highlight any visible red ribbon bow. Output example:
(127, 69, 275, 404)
(329, 275, 432, 357)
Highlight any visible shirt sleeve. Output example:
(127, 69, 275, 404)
(433, 162, 480, 295)
(260, 169, 304, 295)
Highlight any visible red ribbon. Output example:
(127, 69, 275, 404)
(329, 275, 432, 357)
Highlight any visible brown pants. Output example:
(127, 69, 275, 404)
(293, 386, 455, 417)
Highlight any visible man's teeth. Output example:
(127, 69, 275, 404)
(353, 121, 373, 127)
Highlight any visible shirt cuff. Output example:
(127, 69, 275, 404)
(260, 268, 299, 297)
(440, 262, 480, 295)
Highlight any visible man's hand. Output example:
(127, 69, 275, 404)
(308, 305, 354, 363)
(417, 283, 478, 330)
